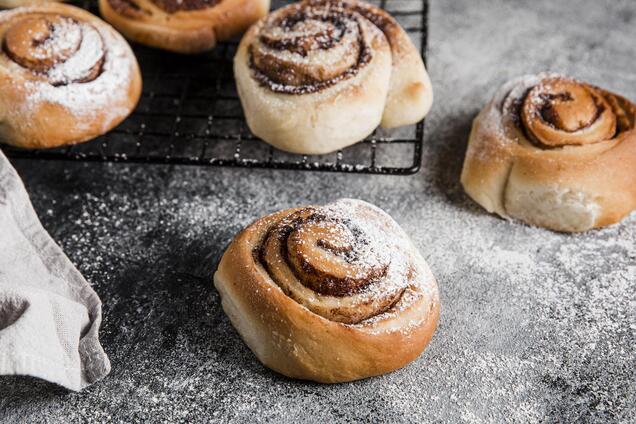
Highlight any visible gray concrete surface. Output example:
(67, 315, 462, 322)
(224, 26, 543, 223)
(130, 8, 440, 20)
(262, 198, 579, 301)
(1, 0, 635, 422)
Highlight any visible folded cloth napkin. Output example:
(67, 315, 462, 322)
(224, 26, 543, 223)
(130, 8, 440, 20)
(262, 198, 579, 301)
(0, 150, 110, 391)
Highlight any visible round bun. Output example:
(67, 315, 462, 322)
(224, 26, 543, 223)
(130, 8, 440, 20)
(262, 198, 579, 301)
(98, 0, 270, 54)
(213, 199, 440, 383)
(0, 3, 141, 149)
(234, 0, 433, 155)
(461, 73, 636, 232)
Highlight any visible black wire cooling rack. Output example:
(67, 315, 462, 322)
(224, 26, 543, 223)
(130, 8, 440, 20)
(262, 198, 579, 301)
(3, 0, 429, 174)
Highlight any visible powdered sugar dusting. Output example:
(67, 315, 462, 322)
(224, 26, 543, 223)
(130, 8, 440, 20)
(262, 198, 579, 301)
(16, 153, 634, 422)
(3, 0, 634, 421)
(27, 17, 81, 61)
(316, 199, 437, 327)
(22, 28, 133, 122)
(250, 198, 436, 326)
(46, 22, 105, 86)
(248, 2, 375, 95)
(2, 8, 137, 132)
(472, 73, 551, 155)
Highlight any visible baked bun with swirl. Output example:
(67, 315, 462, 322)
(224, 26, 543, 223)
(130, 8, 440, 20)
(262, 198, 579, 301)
(0, 3, 141, 148)
(98, 0, 270, 54)
(0, 0, 63, 9)
(461, 73, 636, 232)
(214, 199, 440, 383)
(234, 0, 433, 154)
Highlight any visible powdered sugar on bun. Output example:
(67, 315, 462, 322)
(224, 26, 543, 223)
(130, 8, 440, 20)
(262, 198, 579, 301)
(461, 73, 636, 232)
(234, 0, 433, 155)
(0, 3, 141, 148)
(214, 199, 440, 383)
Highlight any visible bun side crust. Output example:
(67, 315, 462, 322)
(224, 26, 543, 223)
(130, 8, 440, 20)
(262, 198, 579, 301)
(98, 0, 270, 54)
(213, 201, 440, 383)
(339, 0, 433, 128)
(0, 0, 63, 8)
(461, 74, 636, 232)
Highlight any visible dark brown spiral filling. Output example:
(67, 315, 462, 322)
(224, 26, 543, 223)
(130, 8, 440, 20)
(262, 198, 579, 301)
(2, 14, 105, 86)
(511, 77, 636, 148)
(260, 208, 388, 297)
(249, 2, 372, 95)
(308, 0, 398, 45)
(254, 204, 414, 324)
(107, 0, 220, 16)
(107, 0, 149, 17)
(150, 0, 222, 13)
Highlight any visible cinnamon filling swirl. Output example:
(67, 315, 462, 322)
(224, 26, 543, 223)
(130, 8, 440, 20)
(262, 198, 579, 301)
(107, 0, 149, 18)
(256, 205, 416, 324)
(150, 0, 222, 13)
(249, 3, 373, 95)
(3, 14, 105, 86)
(505, 77, 636, 148)
(106, 0, 220, 16)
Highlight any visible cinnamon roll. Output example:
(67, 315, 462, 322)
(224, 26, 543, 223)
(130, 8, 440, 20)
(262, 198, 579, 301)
(98, 0, 270, 54)
(234, 0, 433, 154)
(0, 4, 141, 149)
(213, 199, 440, 383)
(461, 73, 636, 232)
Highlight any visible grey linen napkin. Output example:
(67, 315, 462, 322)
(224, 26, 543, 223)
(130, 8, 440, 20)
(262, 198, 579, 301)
(0, 150, 110, 391)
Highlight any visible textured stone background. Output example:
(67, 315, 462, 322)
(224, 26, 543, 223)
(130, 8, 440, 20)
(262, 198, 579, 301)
(1, 0, 635, 422)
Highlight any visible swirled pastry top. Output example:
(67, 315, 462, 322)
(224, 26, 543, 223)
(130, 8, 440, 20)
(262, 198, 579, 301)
(232, 0, 431, 156)
(3, 13, 105, 86)
(250, 1, 400, 92)
(501, 74, 635, 152)
(246, 0, 432, 111)
(0, 3, 141, 148)
(461, 73, 636, 232)
(251, 199, 438, 326)
(214, 199, 439, 382)
(249, 2, 373, 94)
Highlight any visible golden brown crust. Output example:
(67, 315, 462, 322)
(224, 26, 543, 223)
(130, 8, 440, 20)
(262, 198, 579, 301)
(213, 199, 440, 383)
(0, 0, 63, 9)
(0, 3, 141, 149)
(98, 0, 270, 54)
(461, 73, 636, 232)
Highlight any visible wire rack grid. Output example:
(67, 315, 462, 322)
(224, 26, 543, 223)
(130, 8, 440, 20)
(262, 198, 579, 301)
(3, 0, 429, 175)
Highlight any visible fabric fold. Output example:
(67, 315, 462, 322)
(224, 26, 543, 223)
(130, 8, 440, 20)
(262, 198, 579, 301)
(0, 150, 110, 391)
